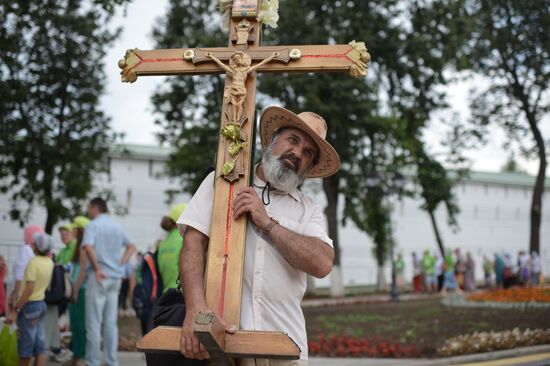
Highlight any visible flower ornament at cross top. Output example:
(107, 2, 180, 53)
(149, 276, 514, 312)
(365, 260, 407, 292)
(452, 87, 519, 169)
(220, 0, 280, 29)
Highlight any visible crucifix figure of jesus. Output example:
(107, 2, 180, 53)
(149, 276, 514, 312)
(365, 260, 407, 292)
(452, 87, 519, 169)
(208, 50, 278, 125)
(119, 1, 369, 364)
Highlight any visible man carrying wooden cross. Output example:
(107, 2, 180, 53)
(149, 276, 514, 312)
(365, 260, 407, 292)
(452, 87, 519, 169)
(176, 106, 341, 365)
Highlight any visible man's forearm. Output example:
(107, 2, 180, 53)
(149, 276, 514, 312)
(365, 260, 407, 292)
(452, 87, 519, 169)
(16, 284, 34, 310)
(266, 223, 334, 278)
(180, 228, 208, 310)
(121, 244, 136, 264)
(84, 246, 101, 272)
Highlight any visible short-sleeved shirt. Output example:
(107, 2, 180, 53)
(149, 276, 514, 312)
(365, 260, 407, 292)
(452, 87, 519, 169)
(13, 245, 35, 282)
(422, 254, 435, 275)
(56, 240, 77, 265)
(82, 214, 132, 278)
(19, 255, 54, 302)
(157, 229, 183, 292)
(178, 169, 333, 360)
(394, 259, 404, 275)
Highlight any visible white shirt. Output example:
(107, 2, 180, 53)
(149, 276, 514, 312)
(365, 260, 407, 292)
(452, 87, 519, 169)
(13, 244, 35, 282)
(178, 169, 333, 360)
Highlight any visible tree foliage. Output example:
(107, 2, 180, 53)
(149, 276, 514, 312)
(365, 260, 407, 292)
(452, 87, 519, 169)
(0, 0, 128, 232)
(151, 1, 225, 193)
(456, 0, 549, 253)
(151, 0, 465, 293)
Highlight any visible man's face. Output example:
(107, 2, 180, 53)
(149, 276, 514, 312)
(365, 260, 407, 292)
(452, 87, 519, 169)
(87, 204, 98, 219)
(59, 229, 73, 245)
(270, 128, 319, 177)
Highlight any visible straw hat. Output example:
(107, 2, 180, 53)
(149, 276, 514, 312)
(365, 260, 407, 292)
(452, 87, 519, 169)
(259, 106, 341, 178)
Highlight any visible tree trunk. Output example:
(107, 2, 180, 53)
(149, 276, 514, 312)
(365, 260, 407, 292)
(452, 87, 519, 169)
(428, 209, 445, 257)
(527, 118, 546, 254)
(377, 264, 387, 291)
(323, 175, 345, 297)
(45, 208, 56, 235)
(504, 61, 547, 254)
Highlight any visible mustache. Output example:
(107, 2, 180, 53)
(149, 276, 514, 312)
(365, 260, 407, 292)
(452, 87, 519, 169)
(279, 153, 301, 171)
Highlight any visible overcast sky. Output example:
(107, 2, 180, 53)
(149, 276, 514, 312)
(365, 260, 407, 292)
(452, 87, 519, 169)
(102, 0, 547, 176)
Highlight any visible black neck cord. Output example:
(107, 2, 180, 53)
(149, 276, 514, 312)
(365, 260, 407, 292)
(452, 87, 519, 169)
(253, 181, 271, 205)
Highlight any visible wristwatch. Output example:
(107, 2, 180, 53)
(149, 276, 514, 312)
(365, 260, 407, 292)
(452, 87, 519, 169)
(263, 217, 279, 234)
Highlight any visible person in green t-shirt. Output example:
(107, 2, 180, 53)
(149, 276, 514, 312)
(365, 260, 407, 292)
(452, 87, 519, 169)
(56, 223, 76, 265)
(157, 203, 187, 292)
(421, 249, 437, 293)
(393, 253, 405, 289)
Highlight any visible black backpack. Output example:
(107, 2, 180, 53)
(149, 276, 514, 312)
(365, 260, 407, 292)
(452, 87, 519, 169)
(45, 264, 72, 305)
(132, 252, 163, 319)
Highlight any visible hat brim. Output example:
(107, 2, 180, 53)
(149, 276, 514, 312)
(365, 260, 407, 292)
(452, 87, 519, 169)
(259, 106, 341, 178)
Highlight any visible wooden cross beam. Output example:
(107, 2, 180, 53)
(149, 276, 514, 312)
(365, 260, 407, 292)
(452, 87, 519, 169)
(121, 1, 369, 362)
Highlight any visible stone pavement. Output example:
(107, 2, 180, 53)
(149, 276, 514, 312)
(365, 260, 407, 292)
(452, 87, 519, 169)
(46, 345, 550, 366)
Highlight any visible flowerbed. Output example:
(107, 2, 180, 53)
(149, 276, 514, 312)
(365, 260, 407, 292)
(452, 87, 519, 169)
(437, 328, 550, 356)
(308, 333, 420, 358)
(468, 287, 550, 303)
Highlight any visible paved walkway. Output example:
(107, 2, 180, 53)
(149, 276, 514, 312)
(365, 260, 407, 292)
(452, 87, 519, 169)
(46, 345, 550, 366)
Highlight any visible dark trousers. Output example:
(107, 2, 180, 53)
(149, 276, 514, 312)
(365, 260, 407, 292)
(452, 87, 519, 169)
(145, 288, 207, 366)
(119, 278, 129, 309)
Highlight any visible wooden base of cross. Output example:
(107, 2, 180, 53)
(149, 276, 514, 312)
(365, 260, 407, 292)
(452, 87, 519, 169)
(137, 312, 300, 364)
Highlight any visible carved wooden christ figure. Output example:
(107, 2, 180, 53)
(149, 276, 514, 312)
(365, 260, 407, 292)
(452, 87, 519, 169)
(208, 50, 278, 125)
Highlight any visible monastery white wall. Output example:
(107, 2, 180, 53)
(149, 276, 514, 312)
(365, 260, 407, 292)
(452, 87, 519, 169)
(1, 145, 548, 288)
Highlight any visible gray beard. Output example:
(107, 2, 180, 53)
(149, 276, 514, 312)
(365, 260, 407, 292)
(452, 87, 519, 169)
(261, 145, 304, 193)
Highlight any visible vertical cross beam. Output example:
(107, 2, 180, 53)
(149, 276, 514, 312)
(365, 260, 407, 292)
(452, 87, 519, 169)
(204, 5, 263, 329)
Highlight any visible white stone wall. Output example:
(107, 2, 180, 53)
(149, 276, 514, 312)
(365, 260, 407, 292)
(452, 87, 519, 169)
(1, 146, 548, 288)
(311, 179, 550, 287)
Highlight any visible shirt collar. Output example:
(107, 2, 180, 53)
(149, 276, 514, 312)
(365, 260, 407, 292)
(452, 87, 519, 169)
(254, 165, 302, 203)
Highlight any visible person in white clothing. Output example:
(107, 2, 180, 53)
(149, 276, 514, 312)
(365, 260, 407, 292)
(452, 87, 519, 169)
(177, 106, 340, 365)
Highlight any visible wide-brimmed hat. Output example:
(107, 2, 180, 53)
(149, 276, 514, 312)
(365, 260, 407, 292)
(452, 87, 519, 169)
(259, 106, 341, 178)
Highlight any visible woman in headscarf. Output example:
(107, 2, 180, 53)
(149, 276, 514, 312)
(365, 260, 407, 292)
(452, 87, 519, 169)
(9, 225, 45, 308)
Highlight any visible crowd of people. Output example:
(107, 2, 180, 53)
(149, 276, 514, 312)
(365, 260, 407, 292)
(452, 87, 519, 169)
(0, 197, 186, 366)
(1, 105, 546, 366)
(393, 248, 544, 294)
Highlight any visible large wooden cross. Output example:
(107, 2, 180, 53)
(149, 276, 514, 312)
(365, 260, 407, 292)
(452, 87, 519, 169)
(121, 1, 369, 364)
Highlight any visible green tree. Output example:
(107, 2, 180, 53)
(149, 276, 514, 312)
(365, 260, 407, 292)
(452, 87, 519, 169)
(377, 0, 470, 259)
(501, 154, 526, 174)
(151, 1, 225, 194)
(457, 0, 549, 253)
(151, 0, 464, 294)
(416, 151, 460, 257)
(0, 0, 128, 233)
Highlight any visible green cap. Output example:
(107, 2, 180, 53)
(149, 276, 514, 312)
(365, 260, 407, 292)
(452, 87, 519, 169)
(58, 223, 74, 231)
(72, 216, 90, 229)
(167, 203, 187, 222)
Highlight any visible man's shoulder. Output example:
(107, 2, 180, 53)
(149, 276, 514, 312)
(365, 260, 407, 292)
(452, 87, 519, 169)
(296, 190, 322, 210)
(30, 255, 53, 268)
